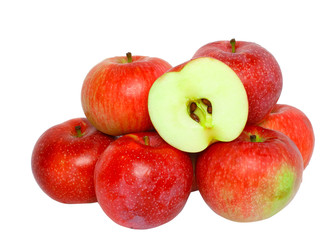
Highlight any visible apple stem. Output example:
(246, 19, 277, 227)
(75, 126, 83, 137)
(143, 136, 150, 146)
(230, 38, 236, 53)
(126, 52, 133, 63)
(250, 135, 257, 142)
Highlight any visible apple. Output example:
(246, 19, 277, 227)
(196, 125, 303, 222)
(31, 118, 114, 204)
(148, 57, 248, 153)
(94, 131, 193, 229)
(189, 152, 200, 192)
(81, 52, 172, 136)
(258, 104, 315, 169)
(193, 39, 283, 125)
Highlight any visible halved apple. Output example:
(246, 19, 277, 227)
(148, 57, 248, 152)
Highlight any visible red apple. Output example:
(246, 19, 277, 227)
(193, 39, 283, 124)
(32, 118, 114, 204)
(94, 132, 193, 229)
(258, 104, 315, 169)
(81, 52, 172, 136)
(196, 125, 303, 222)
(189, 153, 200, 192)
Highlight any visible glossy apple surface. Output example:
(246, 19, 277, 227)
(193, 39, 282, 124)
(189, 152, 200, 192)
(258, 104, 314, 169)
(94, 132, 193, 229)
(148, 57, 248, 152)
(196, 126, 303, 222)
(32, 118, 114, 204)
(81, 53, 172, 136)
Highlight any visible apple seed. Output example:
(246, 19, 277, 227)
(201, 98, 211, 106)
(201, 98, 212, 114)
(190, 102, 197, 113)
(190, 113, 200, 123)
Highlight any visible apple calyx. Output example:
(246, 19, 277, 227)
(75, 125, 83, 138)
(230, 38, 236, 53)
(188, 98, 213, 129)
(126, 52, 133, 63)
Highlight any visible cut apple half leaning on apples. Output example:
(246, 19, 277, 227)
(148, 57, 249, 152)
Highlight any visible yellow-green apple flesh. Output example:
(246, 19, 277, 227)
(193, 39, 282, 125)
(196, 126, 303, 222)
(258, 104, 314, 169)
(81, 53, 172, 136)
(148, 57, 248, 153)
(32, 118, 114, 204)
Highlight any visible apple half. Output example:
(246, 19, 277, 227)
(148, 57, 248, 152)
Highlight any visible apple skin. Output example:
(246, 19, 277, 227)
(258, 104, 315, 169)
(94, 132, 193, 229)
(32, 118, 114, 204)
(196, 125, 303, 222)
(189, 153, 200, 192)
(81, 54, 172, 136)
(193, 40, 283, 125)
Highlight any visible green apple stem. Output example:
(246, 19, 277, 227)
(230, 38, 236, 53)
(250, 135, 257, 142)
(75, 126, 83, 138)
(143, 136, 150, 146)
(126, 52, 133, 63)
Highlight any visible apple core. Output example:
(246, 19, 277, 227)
(188, 98, 214, 129)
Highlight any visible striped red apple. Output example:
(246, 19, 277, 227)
(196, 125, 303, 222)
(81, 52, 172, 136)
(193, 39, 283, 125)
(258, 104, 315, 169)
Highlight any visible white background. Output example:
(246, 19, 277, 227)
(1, 0, 319, 239)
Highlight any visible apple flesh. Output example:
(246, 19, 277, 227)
(81, 53, 172, 136)
(258, 104, 315, 169)
(193, 39, 283, 125)
(94, 132, 193, 229)
(31, 118, 114, 204)
(196, 126, 303, 222)
(148, 57, 248, 153)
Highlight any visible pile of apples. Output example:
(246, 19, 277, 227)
(32, 39, 315, 229)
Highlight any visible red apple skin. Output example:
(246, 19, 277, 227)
(258, 104, 315, 169)
(193, 40, 282, 125)
(94, 132, 193, 229)
(196, 126, 303, 222)
(189, 152, 200, 192)
(32, 118, 114, 204)
(81, 54, 172, 136)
